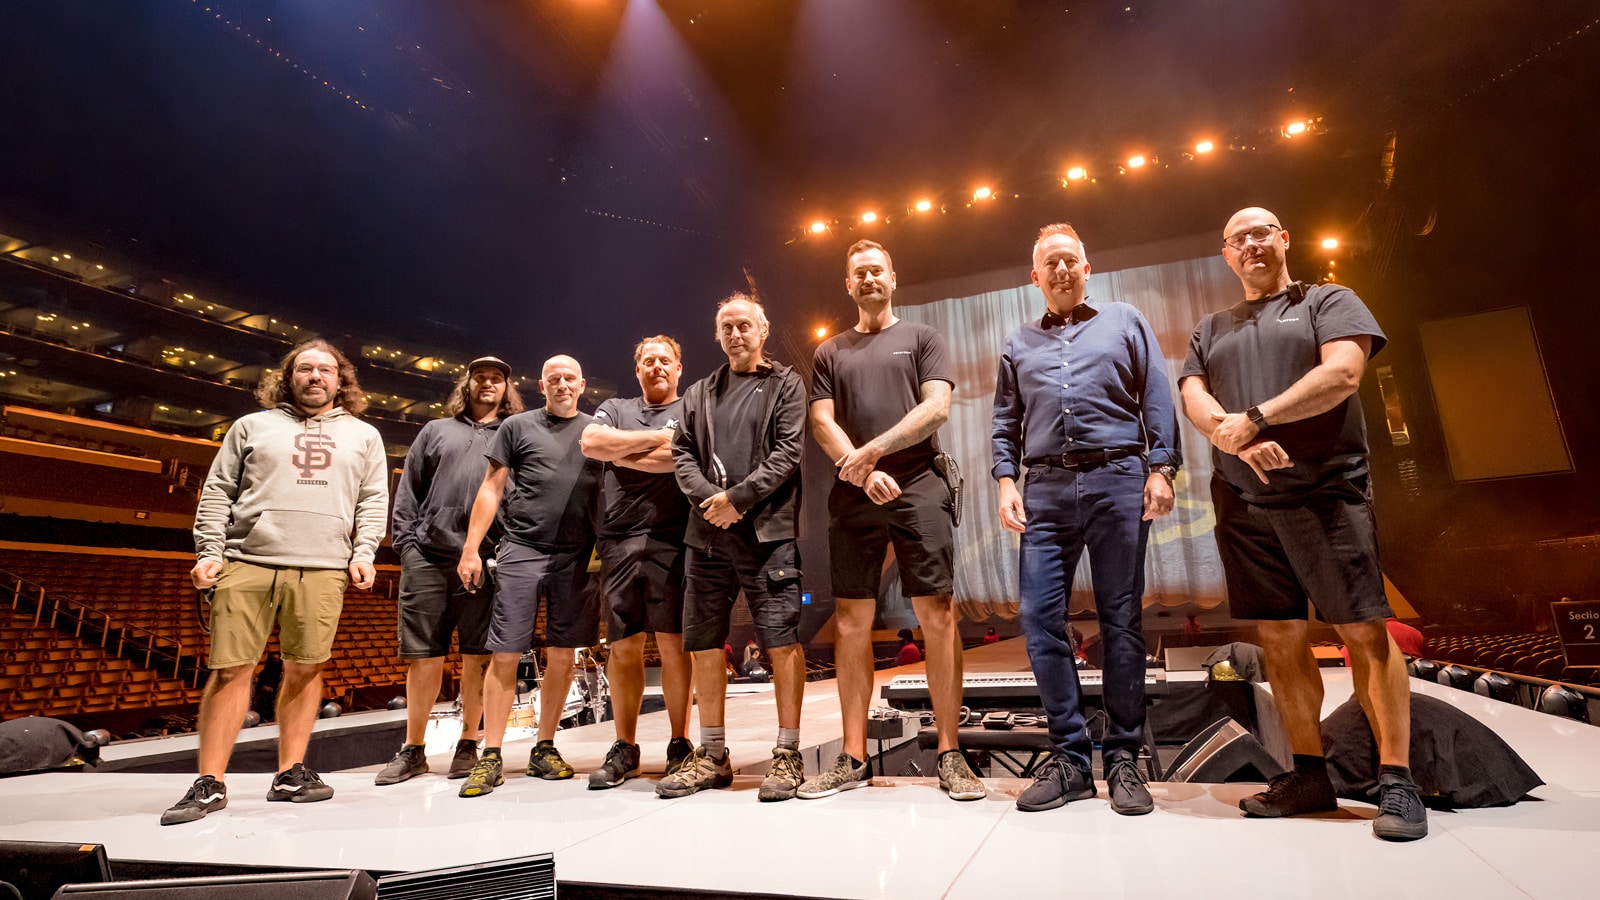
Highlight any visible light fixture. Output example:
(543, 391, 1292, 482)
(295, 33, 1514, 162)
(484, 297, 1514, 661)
(1194, 140, 1215, 154)
(1065, 166, 1087, 182)
(914, 199, 933, 213)
(814, 327, 827, 339)
(973, 186, 993, 201)
(809, 221, 827, 234)
(1283, 120, 1308, 137)
(860, 211, 877, 224)
(1321, 238, 1339, 250)
(1126, 154, 1147, 169)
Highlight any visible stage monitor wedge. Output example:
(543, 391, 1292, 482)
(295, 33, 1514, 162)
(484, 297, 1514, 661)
(376, 853, 555, 900)
(53, 870, 376, 899)
(1164, 717, 1287, 784)
(0, 840, 111, 900)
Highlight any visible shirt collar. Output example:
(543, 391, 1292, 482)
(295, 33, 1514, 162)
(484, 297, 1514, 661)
(1041, 298, 1098, 329)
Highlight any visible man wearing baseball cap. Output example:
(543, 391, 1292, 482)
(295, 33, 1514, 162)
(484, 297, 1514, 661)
(376, 356, 525, 785)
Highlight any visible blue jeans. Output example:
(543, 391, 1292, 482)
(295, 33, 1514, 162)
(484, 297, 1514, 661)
(1018, 459, 1150, 768)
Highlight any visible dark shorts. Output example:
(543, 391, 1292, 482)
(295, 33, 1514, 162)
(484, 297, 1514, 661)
(599, 533, 686, 640)
(1210, 476, 1393, 625)
(681, 528, 801, 653)
(396, 546, 493, 657)
(828, 467, 954, 599)
(484, 540, 599, 652)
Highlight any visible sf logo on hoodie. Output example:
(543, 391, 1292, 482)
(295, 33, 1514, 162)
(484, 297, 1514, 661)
(293, 433, 337, 483)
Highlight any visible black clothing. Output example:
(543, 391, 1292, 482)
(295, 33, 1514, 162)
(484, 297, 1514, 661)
(391, 413, 504, 562)
(672, 361, 806, 552)
(811, 321, 953, 481)
(487, 409, 603, 552)
(1181, 283, 1385, 504)
(593, 397, 689, 539)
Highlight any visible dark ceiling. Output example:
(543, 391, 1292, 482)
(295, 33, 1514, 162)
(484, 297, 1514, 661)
(0, 0, 1593, 388)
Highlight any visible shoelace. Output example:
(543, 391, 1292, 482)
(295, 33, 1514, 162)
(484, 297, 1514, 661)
(1376, 780, 1420, 818)
(771, 752, 802, 782)
(1032, 754, 1074, 785)
(604, 743, 631, 770)
(1107, 761, 1144, 795)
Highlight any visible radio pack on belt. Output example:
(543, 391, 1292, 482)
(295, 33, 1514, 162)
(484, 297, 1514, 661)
(933, 452, 964, 527)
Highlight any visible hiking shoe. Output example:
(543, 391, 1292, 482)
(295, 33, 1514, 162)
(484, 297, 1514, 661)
(161, 775, 227, 825)
(527, 741, 575, 780)
(1015, 755, 1095, 812)
(459, 751, 504, 798)
(656, 746, 733, 798)
(1239, 766, 1338, 818)
(1106, 759, 1153, 816)
(588, 740, 642, 790)
(1371, 772, 1428, 841)
(937, 749, 986, 801)
(665, 736, 694, 776)
(447, 739, 479, 779)
(266, 763, 334, 803)
(758, 748, 805, 802)
(797, 752, 871, 799)
(374, 744, 429, 785)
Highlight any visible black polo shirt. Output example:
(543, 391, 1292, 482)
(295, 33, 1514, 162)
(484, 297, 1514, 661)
(1181, 283, 1385, 504)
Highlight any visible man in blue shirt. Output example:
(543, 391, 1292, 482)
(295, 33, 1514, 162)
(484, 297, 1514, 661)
(991, 223, 1180, 816)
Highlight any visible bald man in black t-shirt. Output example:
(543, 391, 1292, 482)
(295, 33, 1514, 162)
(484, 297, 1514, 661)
(1180, 207, 1425, 842)
(805, 240, 985, 802)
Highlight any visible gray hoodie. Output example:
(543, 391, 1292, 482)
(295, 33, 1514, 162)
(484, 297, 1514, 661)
(194, 404, 389, 569)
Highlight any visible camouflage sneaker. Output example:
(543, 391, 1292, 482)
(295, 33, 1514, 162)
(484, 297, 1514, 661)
(758, 748, 805, 802)
(527, 741, 575, 780)
(665, 736, 694, 776)
(655, 746, 733, 799)
(459, 751, 504, 798)
(447, 739, 479, 779)
(588, 740, 642, 790)
(937, 749, 986, 801)
(797, 752, 870, 799)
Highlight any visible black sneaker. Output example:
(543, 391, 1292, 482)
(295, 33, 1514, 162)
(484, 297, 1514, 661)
(527, 741, 575, 780)
(374, 744, 429, 785)
(1106, 759, 1153, 816)
(1015, 755, 1095, 812)
(588, 740, 642, 790)
(1371, 772, 1429, 841)
(1239, 767, 1338, 818)
(161, 775, 227, 825)
(447, 739, 479, 779)
(267, 763, 334, 803)
(664, 736, 694, 777)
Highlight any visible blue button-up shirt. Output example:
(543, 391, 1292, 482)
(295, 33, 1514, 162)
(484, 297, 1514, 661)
(991, 299, 1181, 480)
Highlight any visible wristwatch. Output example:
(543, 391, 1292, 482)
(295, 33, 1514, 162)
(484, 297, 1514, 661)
(1246, 405, 1269, 429)
(1152, 464, 1179, 484)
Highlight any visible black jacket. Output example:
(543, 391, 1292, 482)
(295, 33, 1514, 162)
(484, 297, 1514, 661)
(672, 359, 806, 550)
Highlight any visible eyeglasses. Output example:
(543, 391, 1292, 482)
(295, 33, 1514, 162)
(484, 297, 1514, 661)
(1223, 224, 1282, 251)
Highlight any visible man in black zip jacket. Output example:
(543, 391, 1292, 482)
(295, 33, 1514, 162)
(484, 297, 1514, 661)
(658, 293, 809, 802)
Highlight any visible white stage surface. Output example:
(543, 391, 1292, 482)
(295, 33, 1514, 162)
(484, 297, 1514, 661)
(2, 640, 1597, 899)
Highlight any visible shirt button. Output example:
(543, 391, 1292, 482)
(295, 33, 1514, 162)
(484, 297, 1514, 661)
(1068, 437, 1076, 443)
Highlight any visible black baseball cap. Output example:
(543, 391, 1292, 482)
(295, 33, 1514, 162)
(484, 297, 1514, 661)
(466, 356, 512, 378)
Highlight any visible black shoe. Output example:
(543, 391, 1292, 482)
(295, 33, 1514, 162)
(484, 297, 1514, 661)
(374, 744, 429, 785)
(1015, 755, 1095, 812)
(588, 740, 642, 790)
(267, 763, 335, 803)
(1371, 772, 1429, 841)
(161, 775, 227, 825)
(664, 737, 694, 777)
(1106, 759, 1153, 816)
(1239, 767, 1337, 818)
(447, 739, 479, 779)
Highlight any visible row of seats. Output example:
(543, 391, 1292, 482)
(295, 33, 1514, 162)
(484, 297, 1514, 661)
(1422, 630, 1592, 685)
(0, 422, 148, 458)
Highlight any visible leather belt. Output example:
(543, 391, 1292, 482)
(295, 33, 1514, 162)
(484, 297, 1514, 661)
(1024, 448, 1134, 470)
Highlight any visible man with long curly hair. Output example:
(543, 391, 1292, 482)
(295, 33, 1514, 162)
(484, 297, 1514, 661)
(377, 356, 524, 786)
(164, 339, 388, 825)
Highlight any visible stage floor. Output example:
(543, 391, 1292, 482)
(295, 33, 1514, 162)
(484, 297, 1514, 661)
(2, 646, 1596, 899)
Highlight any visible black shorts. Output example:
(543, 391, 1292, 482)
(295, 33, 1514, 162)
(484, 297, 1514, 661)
(828, 467, 954, 599)
(1210, 476, 1393, 625)
(681, 528, 801, 653)
(599, 533, 686, 640)
(484, 540, 599, 652)
(396, 546, 494, 657)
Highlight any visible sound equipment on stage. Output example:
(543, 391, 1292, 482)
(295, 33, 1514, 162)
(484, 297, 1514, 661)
(54, 871, 376, 899)
(1164, 718, 1287, 784)
(1163, 646, 1219, 672)
(0, 840, 111, 900)
(376, 853, 555, 900)
(881, 670, 1163, 710)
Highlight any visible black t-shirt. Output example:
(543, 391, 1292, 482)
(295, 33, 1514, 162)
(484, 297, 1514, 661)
(593, 396, 689, 539)
(712, 370, 766, 486)
(1181, 283, 1386, 503)
(486, 408, 603, 551)
(811, 320, 953, 480)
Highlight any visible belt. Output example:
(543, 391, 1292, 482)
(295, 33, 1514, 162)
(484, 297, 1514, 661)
(1024, 448, 1134, 470)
